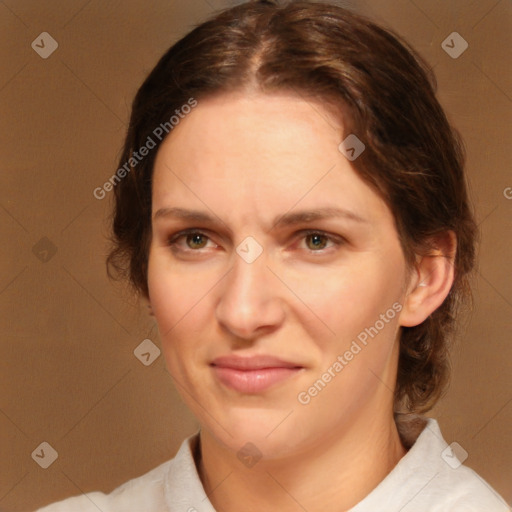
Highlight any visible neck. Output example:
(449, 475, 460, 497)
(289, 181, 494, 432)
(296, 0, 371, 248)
(197, 408, 407, 512)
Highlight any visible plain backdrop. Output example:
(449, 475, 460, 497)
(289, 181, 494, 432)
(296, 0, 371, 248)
(0, 0, 510, 510)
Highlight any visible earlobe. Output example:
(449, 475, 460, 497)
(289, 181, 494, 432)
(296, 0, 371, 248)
(399, 231, 456, 327)
(147, 303, 155, 317)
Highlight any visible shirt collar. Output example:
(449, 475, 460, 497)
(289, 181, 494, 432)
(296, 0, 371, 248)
(165, 431, 217, 512)
(163, 419, 443, 512)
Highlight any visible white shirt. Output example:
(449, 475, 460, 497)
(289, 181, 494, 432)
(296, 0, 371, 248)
(36, 419, 510, 511)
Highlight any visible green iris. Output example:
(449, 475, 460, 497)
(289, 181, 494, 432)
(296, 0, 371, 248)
(186, 233, 208, 249)
(306, 233, 328, 250)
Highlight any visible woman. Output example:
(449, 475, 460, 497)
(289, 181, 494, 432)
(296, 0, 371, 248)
(37, 1, 510, 510)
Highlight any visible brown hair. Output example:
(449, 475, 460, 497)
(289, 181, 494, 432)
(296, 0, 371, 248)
(107, 0, 477, 416)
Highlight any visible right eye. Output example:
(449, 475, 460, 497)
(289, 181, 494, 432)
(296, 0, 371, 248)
(167, 229, 218, 254)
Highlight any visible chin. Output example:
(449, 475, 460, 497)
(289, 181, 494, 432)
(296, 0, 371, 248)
(201, 406, 307, 460)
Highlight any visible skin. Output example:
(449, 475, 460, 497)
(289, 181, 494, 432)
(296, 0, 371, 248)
(147, 91, 455, 511)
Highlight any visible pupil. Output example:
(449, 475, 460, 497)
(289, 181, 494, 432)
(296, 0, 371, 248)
(190, 234, 205, 248)
(309, 234, 326, 249)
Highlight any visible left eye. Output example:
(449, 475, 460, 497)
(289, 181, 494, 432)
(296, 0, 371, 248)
(304, 232, 329, 250)
(299, 231, 340, 251)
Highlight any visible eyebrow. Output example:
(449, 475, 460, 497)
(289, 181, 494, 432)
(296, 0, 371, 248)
(153, 206, 368, 231)
(273, 207, 368, 228)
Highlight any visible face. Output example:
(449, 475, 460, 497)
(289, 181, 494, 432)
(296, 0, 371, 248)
(148, 91, 412, 457)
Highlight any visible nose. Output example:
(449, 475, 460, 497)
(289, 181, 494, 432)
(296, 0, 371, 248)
(215, 250, 286, 340)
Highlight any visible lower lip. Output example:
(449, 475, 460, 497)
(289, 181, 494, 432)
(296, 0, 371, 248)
(212, 366, 302, 393)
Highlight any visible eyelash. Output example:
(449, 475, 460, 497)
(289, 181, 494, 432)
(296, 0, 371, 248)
(166, 228, 344, 254)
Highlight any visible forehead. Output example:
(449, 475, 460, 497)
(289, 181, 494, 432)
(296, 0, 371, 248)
(157, 92, 341, 171)
(151, 92, 392, 228)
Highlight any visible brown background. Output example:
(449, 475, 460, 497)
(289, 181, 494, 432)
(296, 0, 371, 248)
(0, 0, 510, 510)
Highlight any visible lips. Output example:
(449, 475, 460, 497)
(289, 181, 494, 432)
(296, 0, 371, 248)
(212, 355, 301, 370)
(211, 355, 303, 393)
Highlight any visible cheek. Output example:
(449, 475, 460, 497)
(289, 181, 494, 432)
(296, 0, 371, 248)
(147, 252, 214, 334)
(147, 252, 224, 385)
(148, 272, 198, 378)
(278, 255, 406, 348)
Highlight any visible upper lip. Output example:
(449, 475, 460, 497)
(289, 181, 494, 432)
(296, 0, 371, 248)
(211, 355, 302, 370)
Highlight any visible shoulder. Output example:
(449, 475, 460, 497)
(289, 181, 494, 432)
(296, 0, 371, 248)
(403, 418, 510, 511)
(33, 443, 185, 512)
(351, 417, 510, 512)
(428, 462, 510, 511)
(417, 419, 509, 511)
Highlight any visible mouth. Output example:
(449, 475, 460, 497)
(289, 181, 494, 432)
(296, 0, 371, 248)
(211, 355, 304, 393)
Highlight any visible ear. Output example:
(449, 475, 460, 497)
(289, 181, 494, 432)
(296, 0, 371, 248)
(399, 231, 456, 327)
(147, 302, 155, 317)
